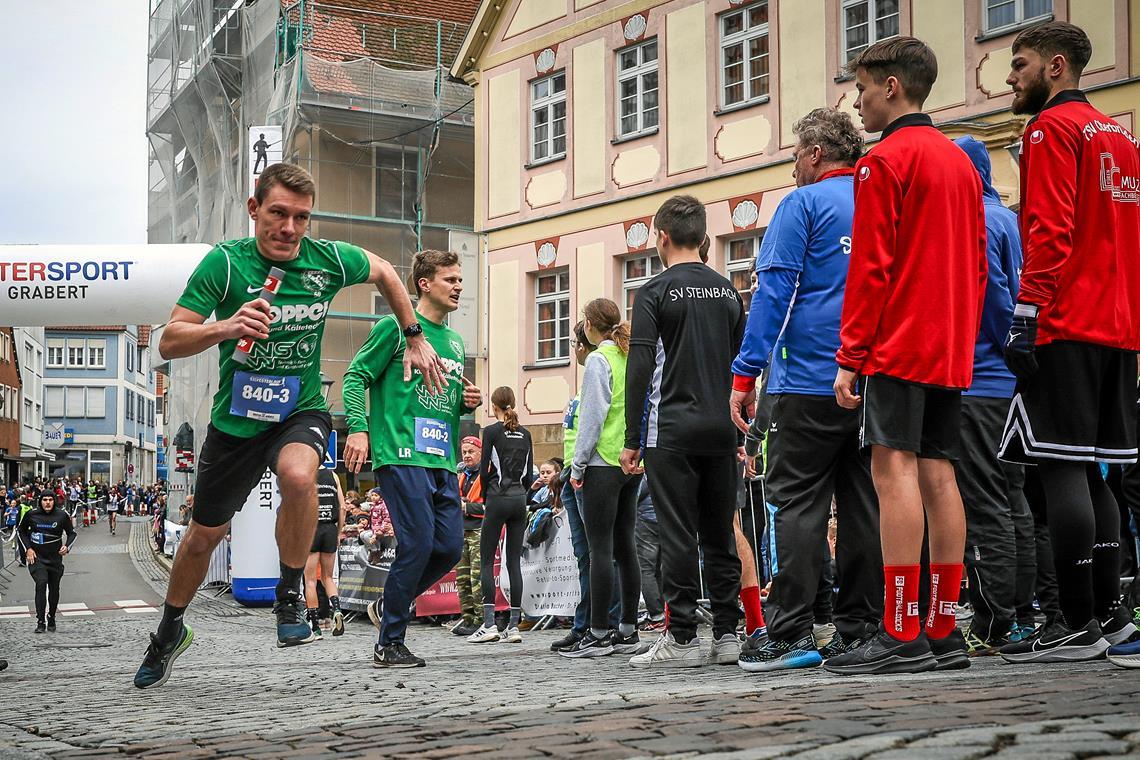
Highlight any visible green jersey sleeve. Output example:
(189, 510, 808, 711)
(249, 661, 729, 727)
(342, 316, 403, 434)
(335, 242, 373, 288)
(176, 246, 230, 318)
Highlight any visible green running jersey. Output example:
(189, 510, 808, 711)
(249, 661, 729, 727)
(176, 237, 371, 438)
(342, 313, 468, 472)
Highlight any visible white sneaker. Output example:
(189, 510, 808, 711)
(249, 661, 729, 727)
(366, 599, 381, 630)
(501, 626, 523, 643)
(812, 622, 837, 649)
(629, 631, 703, 668)
(467, 623, 501, 643)
(708, 632, 742, 665)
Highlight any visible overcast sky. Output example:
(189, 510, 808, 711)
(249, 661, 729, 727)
(0, 2, 148, 245)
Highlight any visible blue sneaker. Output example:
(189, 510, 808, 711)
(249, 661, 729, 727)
(738, 631, 823, 672)
(1107, 636, 1140, 668)
(134, 624, 194, 689)
(274, 591, 318, 647)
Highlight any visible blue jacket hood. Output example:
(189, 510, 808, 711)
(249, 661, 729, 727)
(954, 136, 1002, 203)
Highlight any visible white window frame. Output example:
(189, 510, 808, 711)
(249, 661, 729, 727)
(87, 387, 106, 418)
(125, 389, 134, 421)
(725, 235, 764, 315)
(45, 387, 64, 417)
(719, 2, 771, 109)
(622, 252, 664, 321)
(87, 339, 106, 369)
(126, 339, 135, 373)
(842, 0, 900, 64)
(616, 39, 659, 138)
(983, 0, 1052, 33)
(530, 71, 567, 164)
(47, 339, 64, 368)
(0, 333, 10, 362)
(66, 339, 86, 368)
(534, 270, 571, 365)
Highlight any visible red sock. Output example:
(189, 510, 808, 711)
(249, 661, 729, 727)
(883, 565, 920, 642)
(740, 585, 765, 634)
(925, 562, 964, 639)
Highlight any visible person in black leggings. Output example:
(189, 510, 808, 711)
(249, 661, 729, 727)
(468, 386, 534, 644)
(560, 297, 645, 659)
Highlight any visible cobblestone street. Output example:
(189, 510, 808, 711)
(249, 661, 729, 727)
(1, 525, 1137, 759)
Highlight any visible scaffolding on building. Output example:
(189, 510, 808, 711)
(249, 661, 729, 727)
(147, 0, 479, 498)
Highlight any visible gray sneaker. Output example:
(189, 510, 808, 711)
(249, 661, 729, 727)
(708, 632, 742, 665)
(629, 631, 703, 668)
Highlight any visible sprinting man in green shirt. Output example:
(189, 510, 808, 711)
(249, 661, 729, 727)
(343, 249, 483, 668)
(135, 163, 444, 689)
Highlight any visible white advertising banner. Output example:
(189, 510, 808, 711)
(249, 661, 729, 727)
(500, 513, 581, 617)
(249, 125, 283, 234)
(0, 244, 211, 326)
(230, 468, 281, 605)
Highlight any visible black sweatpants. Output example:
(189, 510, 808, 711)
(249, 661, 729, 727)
(763, 394, 881, 642)
(635, 516, 664, 617)
(956, 396, 1034, 641)
(644, 449, 740, 641)
(30, 559, 64, 624)
(581, 465, 641, 631)
(480, 494, 527, 608)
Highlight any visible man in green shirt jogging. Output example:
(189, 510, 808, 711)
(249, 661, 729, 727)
(134, 163, 444, 689)
(343, 249, 483, 668)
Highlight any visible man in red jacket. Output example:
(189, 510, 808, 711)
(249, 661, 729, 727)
(998, 21, 1140, 664)
(826, 37, 987, 675)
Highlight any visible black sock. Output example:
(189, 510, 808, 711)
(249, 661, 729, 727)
(276, 562, 304, 600)
(329, 595, 340, 611)
(157, 602, 187, 642)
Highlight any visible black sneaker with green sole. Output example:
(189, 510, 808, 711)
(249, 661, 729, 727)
(134, 624, 194, 689)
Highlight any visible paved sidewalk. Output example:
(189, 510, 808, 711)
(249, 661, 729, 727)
(0, 525, 1135, 758)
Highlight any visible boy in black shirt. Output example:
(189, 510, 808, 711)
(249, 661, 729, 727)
(623, 195, 747, 667)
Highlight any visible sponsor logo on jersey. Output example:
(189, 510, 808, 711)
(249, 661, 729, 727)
(301, 269, 331, 296)
(1029, 129, 1044, 144)
(449, 339, 463, 357)
(859, 165, 871, 181)
(268, 301, 331, 325)
(1098, 153, 1139, 204)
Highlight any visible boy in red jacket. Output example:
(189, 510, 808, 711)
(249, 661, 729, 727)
(827, 37, 987, 675)
(998, 22, 1140, 664)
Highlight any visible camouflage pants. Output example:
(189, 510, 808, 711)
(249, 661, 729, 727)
(455, 528, 483, 623)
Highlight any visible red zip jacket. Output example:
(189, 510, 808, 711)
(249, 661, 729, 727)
(837, 114, 987, 389)
(1017, 90, 1140, 350)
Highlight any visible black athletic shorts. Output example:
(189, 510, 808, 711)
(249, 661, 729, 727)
(860, 374, 962, 460)
(310, 522, 339, 554)
(999, 341, 1138, 465)
(192, 410, 332, 528)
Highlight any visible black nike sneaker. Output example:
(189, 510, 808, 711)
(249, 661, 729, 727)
(999, 617, 1110, 663)
(373, 642, 426, 668)
(550, 629, 584, 652)
(928, 628, 970, 671)
(823, 629, 937, 675)
(1099, 605, 1139, 646)
(274, 591, 317, 647)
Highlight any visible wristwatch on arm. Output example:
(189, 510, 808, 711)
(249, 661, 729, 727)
(402, 322, 423, 339)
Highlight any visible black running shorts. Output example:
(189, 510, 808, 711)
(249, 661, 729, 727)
(310, 522, 339, 554)
(860, 374, 962, 460)
(192, 410, 332, 528)
(999, 341, 1138, 465)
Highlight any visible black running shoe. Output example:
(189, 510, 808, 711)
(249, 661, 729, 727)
(34, 622, 45, 634)
(613, 631, 651, 656)
(819, 629, 871, 660)
(557, 630, 614, 658)
(999, 617, 1109, 663)
(550, 630, 584, 652)
(373, 642, 426, 668)
(46, 619, 56, 633)
(134, 624, 194, 689)
(1099, 605, 1139, 646)
(823, 629, 937, 675)
(331, 609, 345, 637)
(928, 629, 970, 671)
(453, 621, 479, 638)
(274, 591, 317, 647)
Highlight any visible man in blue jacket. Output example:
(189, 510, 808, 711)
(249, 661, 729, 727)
(952, 136, 1036, 654)
(729, 108, 881, 671)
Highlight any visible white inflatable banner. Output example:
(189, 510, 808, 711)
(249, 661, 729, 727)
(0, 244, 211, 326)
